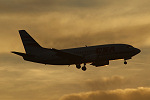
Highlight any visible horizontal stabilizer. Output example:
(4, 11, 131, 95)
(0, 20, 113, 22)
(11, 51, 26, 57)
(11, 51, 34, 57)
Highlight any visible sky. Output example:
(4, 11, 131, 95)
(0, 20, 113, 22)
(1, 0, 150, 100)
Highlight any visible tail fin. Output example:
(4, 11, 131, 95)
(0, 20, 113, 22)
(19, 30, 42, 54)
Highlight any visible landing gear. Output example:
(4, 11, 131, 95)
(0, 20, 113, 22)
(82, 66, 86, 71)
(82, 63, 87, 71)
(75, 63, 87, 71)
(124, 60, 127, 65)
(76, 64, 81, 69)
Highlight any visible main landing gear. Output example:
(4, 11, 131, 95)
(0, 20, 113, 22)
(82, 63, 87, 71)
(76, 64, 81, 69)
(76, 63, 87, 71)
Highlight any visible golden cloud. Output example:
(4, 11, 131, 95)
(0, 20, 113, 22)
(1, 0, 150, 53)
(60, 87, 150, 100)
(85, 76, 132, 91)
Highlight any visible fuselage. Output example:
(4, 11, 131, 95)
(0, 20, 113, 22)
(23, 44, 140, 65)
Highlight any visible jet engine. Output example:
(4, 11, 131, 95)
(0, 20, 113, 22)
(91, 60, 109, 67)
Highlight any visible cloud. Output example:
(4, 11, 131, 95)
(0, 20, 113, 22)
(0, 53, 24, 66)
(0, 51, 149, 100)
(60, 87, 150, 100)
(85, 76, 132, 91)
(1, 0, 150, 15)
(1, 0, 150, 53)
(2, 14, 150, 53)
(0, 0, 108, 14)
(39, 24, 150, 49)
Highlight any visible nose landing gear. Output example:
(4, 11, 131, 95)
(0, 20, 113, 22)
(124, 60, 127, 65)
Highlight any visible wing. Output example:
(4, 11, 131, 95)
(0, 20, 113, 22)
(50, 48, 83, 61)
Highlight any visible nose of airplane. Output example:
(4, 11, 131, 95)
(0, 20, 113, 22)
(135, 48, 141, 54)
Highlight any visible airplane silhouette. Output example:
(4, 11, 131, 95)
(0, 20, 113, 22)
(12, 30, 141, 71)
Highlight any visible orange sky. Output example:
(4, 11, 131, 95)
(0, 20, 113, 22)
(1, 0, 150, 100)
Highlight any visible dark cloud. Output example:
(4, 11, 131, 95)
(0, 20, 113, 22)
(1, 0, 150, 14)
(0, 0, 108, 14)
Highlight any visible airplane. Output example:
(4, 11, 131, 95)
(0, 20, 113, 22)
(12, 30, 141, 71)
